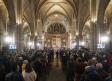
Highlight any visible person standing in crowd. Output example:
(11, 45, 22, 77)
(80, 66, 90, 81)
(34, 58, 42, 75)
(18, 57, 23, 73)
(22, 63, 37, 81)
(96, 63, 106, 81)
(0, 63, 6, 81)
(106, 66, 112, 81)
(5, 62, 24, 81)
(107, 54, 112, 66)
(22, 60, 28, 71)
(84, 65, 101, 81)
(67, 56, 75, 81)
(56, 50, 59, 58)
(74, 57, 84, 81)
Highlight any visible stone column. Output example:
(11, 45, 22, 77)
(17, 24, 23, 52)
(26, 35, 30, 49)
(30, 35, 35, 46)
(79, 35, 83, 46)
(90, 22, 95, 51)
(90, 0, 96, 52)
(17, 0, 23, 52)
(76, 36, 79, 49)
(95, 24, 103, 51)
(34, 36, 38, 51)
(83, 35, 86, 48)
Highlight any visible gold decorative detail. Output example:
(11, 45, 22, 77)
(47, 23, 66, 34)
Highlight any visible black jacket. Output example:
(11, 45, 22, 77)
(97, 69, 106, 81)
(80, 72, 90, 81)
(84, 73, 101, 81)
(5, 71, 24, 81)
(0, 71, 6, 81)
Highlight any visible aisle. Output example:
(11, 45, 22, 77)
(40, 54, 67, 81)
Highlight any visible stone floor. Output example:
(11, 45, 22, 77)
(40, 55, 67, 81)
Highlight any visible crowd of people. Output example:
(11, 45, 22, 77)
(0, 50, 54, 81)
(0, 49, 112, 81)
(59, 50, 112, 81)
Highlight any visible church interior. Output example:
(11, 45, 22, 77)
(0, 0, 112, 52)
(0, 0, 110, 52)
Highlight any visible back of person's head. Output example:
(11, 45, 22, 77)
(28, 58, 32, 63)
(85, 66, 90, 72)
(10, 57, 14, 62)
(90, 65, 98, 74)
(11, 62, 18, 72)
(96, 63, 103, 70)
(78, 57, 81, 62)
(98, 57, 102, 61)
(70, 56, 74, 60)
(25, 63, 33, 73)
(87, 59, 94, 66)
(36, 57, 40, 61)
(92, 57, 97, 61)
(19, 57, 23, 60)
(23, 60, 28, 64)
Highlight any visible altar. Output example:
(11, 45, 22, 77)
(44, 23, 69, 49)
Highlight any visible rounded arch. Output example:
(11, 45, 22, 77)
(3, 0, 16, 25)
(44, 11, 70, 25)
(23, 6, 34, 36)
(97, 0, 110, 23)
(35, 0, 77, 20)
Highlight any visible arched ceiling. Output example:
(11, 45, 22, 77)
(105, 0, 112, 27)
(0, 0, 8, 25)
(35, 0, 78, 22)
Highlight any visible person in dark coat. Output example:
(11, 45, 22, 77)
(34, 58, 42, 75)
(97, 57, 108, 72)
(56, 50, 59, 58)
(5, 62, 24, 81)
(96, 63, 106, 81)
(84, 65, 101, 81)
(67, 56, 75, 81)
(105, 66, 112, 81)
(18, 57, 23, 73)
(0, 63, 6, 81)
(80, 66, 90, 81)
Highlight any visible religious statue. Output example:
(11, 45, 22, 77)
(54, 24, 59, 32)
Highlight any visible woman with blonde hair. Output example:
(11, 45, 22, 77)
(22, 60, 28, 71)
(80, 66, 90, 81)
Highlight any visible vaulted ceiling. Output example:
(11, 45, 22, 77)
(34, 0, 78, 23)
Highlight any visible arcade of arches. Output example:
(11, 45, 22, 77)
(0, 0, 112, 53)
